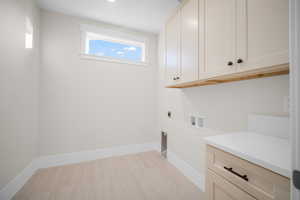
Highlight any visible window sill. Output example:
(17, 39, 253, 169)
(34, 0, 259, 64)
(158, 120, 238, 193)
(80, 54, 149, 67)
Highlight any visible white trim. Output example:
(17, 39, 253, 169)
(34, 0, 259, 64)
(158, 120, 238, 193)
(290, 0, 300, 199)
(35, 143, 158, 169)
(80, 54, 149, 67)
(0, 162, 38, 200)
(151, 145, 205, 191)
(167, 151, 205, 191)
(0, 142, 205, 199)
(80, 24, 150, 65)
(80, 24, 147, 43)
(0, 142, 158, 200)
(85, 32, 146, 52)
(84, 32, 147, 63)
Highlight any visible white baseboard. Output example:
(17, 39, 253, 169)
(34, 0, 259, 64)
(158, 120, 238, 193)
(147, 144, 205, 191)
(35, 142, 159, 169)
(0, 142, 205, 200)
(0, 162, 38, 200)
(0, 142, 158, 200)
(167, 151, 205, 191)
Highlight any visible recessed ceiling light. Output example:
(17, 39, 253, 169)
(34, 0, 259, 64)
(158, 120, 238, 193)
(106, 0, 116, 2)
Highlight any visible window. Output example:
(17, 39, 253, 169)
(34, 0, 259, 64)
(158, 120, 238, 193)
(25, 17, 33, 49)
(81, 25, 147, 65)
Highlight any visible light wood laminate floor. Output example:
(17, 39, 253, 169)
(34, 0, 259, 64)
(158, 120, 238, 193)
(13, 151, 204, 200)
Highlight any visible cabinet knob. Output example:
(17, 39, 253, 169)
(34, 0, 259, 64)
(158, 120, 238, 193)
(237, 58, 243, 64)
(227, 61, 233, 66)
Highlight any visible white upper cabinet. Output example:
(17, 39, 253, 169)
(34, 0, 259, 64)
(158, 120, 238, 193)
(237, 0, 289, 72)
(164, 0, 289, 88)
(165, 0, 199, 86)
(205, 0, 237, 76)
(165, 11, 181, 86)
(180, 0, 199, 83)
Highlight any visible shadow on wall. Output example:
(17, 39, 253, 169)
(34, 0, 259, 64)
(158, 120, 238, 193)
(180, 75, 289, 132)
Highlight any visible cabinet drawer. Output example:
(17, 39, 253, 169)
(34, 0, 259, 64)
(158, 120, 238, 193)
(207, 145, 290, 200)
(206, 169, 256, 200)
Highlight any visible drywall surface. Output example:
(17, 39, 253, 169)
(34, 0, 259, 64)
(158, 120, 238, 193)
(39, 11, 158, 156)
(0, 0, 40, 190)
(158, 30, 289, 175)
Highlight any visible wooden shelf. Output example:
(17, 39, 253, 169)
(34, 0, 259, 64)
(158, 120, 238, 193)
(166, 64, 289, 89)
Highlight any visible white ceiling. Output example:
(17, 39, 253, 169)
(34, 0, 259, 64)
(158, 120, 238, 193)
(37, 0, 179, 34)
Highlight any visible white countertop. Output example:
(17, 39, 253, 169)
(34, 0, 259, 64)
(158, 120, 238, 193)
(204, 132, 291, 178)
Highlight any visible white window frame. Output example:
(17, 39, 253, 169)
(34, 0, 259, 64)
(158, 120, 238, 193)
(80, 24, 149, 66)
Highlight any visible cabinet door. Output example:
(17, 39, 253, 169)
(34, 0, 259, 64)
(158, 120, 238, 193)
(205, 0, 237, 76)
(165, 12, 181, 86)
(237, 0, 289, 72)
(206, 170, 257, 200)
(180, 0, 199, 83)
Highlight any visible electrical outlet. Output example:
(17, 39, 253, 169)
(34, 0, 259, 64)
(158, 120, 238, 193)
(190, 116, 196, 127)
(197, 117, 205, 128)
(190, 115, 205, 128)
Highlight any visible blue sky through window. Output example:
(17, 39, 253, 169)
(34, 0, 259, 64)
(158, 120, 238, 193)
(88, 40, 143, 62)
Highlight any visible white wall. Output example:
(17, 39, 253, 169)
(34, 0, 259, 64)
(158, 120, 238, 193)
(158, 31, 289, 175)
(39, 11, 158, 156)
(0, 0, 40, 190)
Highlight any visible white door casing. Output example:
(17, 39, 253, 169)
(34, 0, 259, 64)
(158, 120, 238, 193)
(290, 0, 300, 199)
